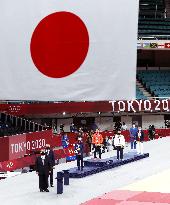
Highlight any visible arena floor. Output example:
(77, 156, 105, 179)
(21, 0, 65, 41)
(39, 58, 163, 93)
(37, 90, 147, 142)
(0, 137, 170, 205)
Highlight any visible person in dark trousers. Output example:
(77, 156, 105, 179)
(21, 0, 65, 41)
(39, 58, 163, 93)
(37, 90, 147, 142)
(35, 149, 52, 192)
(151, 125, 156, 139)
(114, 121, 122, 131)
(129, 124, 138, 149)
(70, 123, 75, 132)
(148, 125, 153, 140)
(92, 129, 103, 159)
(102, 136, 109, 153)
(148, 125, 156, 140)
(45, 144, 55, 187)
(75, 137, 84, 171)
(136, 127, 144, 154)
(86, 131, 92, 154)
(114, 130, 125, 160)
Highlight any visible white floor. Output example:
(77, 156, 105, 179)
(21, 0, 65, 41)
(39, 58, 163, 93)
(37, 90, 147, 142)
(0, 137, 170, 205)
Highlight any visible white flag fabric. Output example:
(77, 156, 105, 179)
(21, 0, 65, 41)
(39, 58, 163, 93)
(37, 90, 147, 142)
(0, 0, 139, 101)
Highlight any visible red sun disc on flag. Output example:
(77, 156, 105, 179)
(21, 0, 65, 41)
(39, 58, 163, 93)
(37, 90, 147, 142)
(30, 11, 89, 78)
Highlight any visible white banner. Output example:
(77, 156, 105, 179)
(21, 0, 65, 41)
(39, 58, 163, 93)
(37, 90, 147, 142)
(0, 0, 139, 101)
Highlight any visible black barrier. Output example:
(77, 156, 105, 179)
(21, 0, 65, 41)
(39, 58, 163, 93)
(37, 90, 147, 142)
(56, 171, 64, 194)
(63, 170, 69, 185)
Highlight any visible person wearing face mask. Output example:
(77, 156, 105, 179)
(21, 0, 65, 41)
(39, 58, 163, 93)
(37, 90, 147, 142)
(45, 144, 55, 187)
(136, 127, 144, 154)
(35, 149, 52, 192)
(114, 130, 125, 161)
(75, 137, 84, 171)
(129, 123, 138, 150)
(92, 129, 103, 159)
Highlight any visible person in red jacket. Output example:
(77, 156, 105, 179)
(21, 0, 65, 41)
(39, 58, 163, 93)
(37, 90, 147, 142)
(92, 129, 103, 159)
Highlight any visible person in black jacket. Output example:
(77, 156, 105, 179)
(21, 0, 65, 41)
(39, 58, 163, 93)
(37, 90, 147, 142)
(86, 131, 92, 155)
(75, 137, 84, 171)
(148, 125, 155, 140)
(35, 149, 52, 192)
(136, 127, 144, 154)
(45, 144, 55, 187)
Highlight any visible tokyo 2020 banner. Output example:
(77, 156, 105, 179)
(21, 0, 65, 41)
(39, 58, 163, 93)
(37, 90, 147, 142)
(0, 130, 52, 162)
(109, 99, 170, 113)
(0, 100, 169, 116)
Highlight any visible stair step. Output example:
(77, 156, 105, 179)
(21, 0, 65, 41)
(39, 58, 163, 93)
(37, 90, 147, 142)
(143, 93, 152, 97)
(136, 79, 152, 98)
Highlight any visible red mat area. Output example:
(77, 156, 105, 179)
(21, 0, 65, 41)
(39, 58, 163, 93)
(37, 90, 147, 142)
(128, 191, 170, 204)
(119, 202, 170, 205)
(81, 190, 170, 205)
(100, 190, 143, 200)
(80, 198, 121, 205)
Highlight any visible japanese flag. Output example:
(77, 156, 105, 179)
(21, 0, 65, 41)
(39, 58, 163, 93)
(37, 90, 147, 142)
(0, 0, 139, 101)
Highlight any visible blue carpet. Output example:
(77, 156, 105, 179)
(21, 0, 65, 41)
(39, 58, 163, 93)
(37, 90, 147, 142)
(67, 152, 149, 178)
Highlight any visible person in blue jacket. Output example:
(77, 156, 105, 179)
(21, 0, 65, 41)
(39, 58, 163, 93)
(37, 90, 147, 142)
(75, 137, 84, 171)
(61, 133, 69, 148)
(129, 124, 138, 149)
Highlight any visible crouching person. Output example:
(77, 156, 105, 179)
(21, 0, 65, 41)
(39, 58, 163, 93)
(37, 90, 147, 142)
(75, 137, 84, 171)
(35, 149, 52, 192)
(114, 130, 125, 161)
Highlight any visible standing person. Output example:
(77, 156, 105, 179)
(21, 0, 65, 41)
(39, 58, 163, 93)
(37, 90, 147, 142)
(121, 122, 127, 130)
(86, 131, 92, 155)
(70, 123, 75, 132)
(77, 130, 83, 140)
(45, 144, 55, 187)
(136, 127, 144, 154)
(102, 136, 109, 153)
(59, 124, 64, 133)
(75, 137, 84, 171)
(129, 124, 138, 150)
(61, 133, 69, 148)
(35, 149, 52, 192)
(148, 125, 152, 140)
(107, 136, 113, 152)
(114, 130, 125, 160)
(114, 121, 122, 131)
(151, 125, 156, 140)
(148, 125, 156, 140)
(92, 129, 103, 159)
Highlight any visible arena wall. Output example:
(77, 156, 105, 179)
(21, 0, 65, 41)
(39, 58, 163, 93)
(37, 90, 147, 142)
(49, 114, 166, 132)
(57, 118, 73, 132)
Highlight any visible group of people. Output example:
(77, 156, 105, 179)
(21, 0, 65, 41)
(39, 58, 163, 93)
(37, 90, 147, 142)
(35, 124, 146, 192)
(113, 121, 145, 155)
(75, 129, 126, 169)
(74, 129, 126, 170)
(114, 121, 127, 131)
(35, 144, 55, 192)
(77, 124, 144, 166)
(73, 129, 104, 172)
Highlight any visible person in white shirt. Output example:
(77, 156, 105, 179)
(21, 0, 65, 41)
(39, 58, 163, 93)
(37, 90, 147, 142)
(114, 130, 125, 160)
(121, 122, 127, 130)
(107, 137, 113, 152)
(136, 127, 144, 154)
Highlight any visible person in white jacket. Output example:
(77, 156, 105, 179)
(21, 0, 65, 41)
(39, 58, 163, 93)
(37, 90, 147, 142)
(114, 130, 125, 160)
